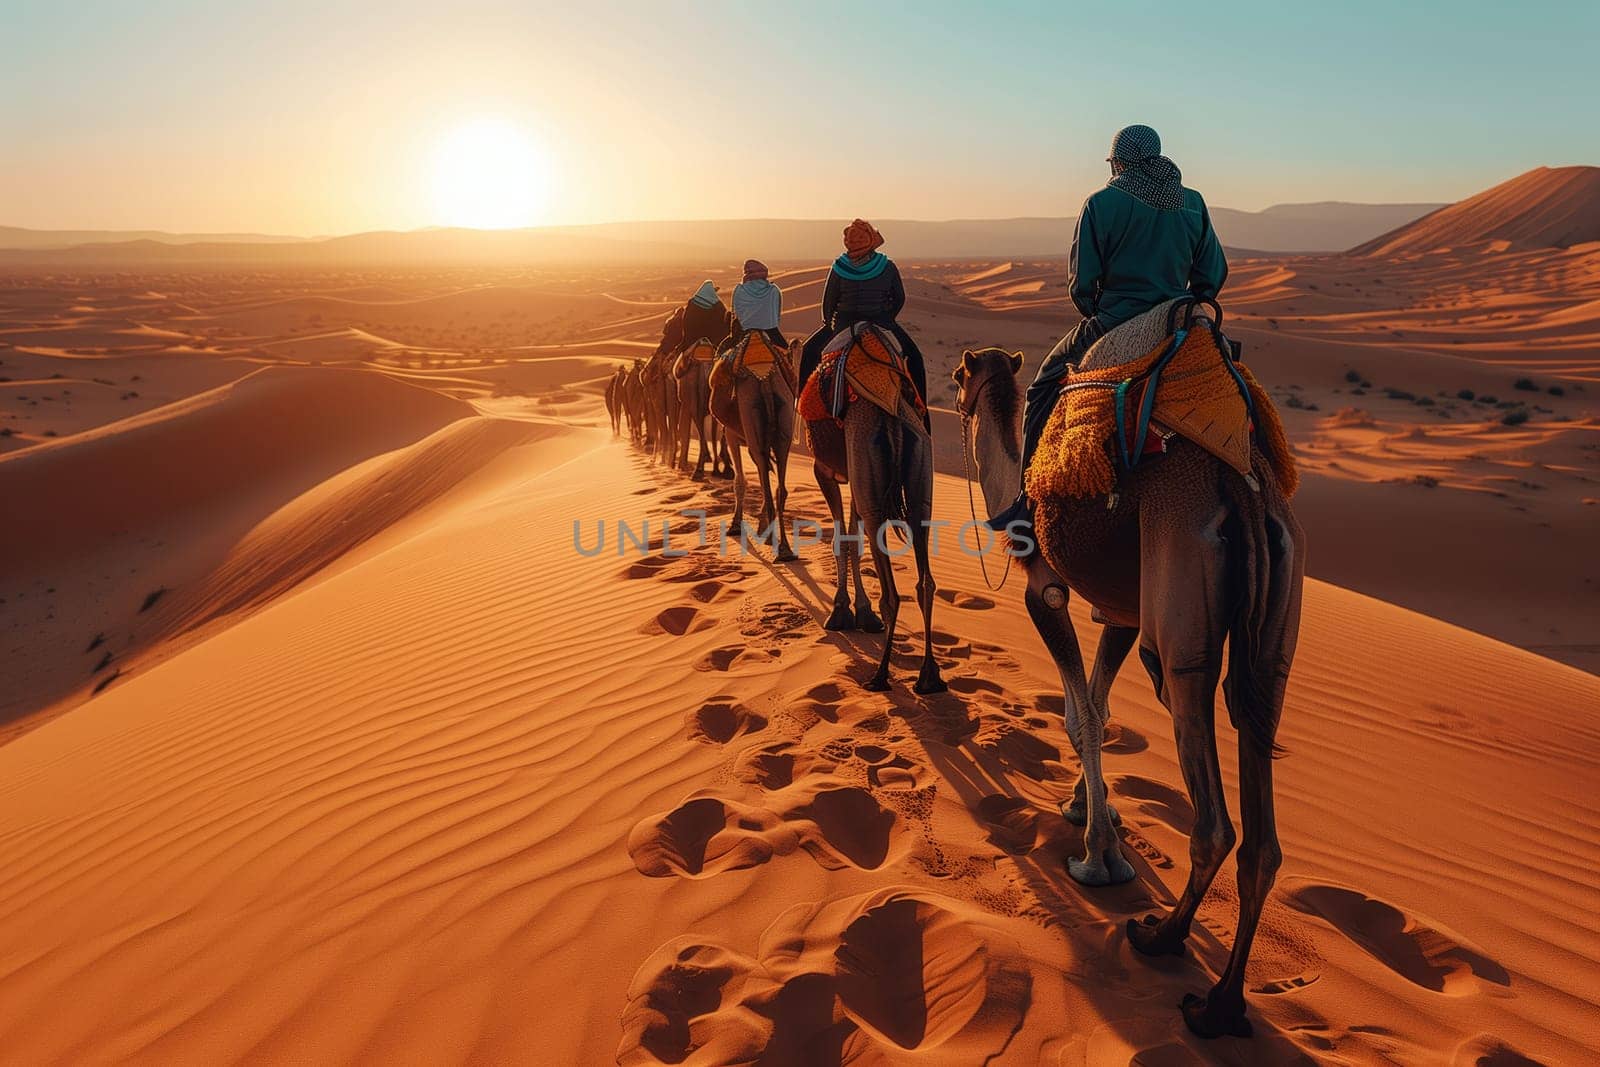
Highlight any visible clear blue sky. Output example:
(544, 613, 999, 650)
(2, 0, 1595, 233)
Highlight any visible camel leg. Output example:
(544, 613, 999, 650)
(849, 499, 883, 632)
(910, 520, 945, 695)
(1181, 734, 1279, 1038)
(863, 520, 899, 692)
(729, 435, 747, 530)
(1064, 624, 1138, 829)
(818, 469, 856, 631)
(1128, 509, 1233, 955)
(1024, 570, 1133, 885)
(771, 404, 796, 562)
(697, 410, 714, 480)
(1127, 668, 1231, 955)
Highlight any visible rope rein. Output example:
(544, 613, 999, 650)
(958, 383, 1014, 593)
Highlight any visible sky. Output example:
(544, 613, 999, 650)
(3, 0, 1597, 235)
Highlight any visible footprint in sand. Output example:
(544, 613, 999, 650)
(685, 698, 767, 745)
(935, 589, 996, 611)
(732, 742, 799, 789)
(639, 605, 716, 636)
(1118, 828, 1175, 870)
(739, 600, 812, 641)
(1282, 881, 1510, 994)
(976, 795, 1041, 855)
(629, 781, 905, 879)
(1111, 773, 1196, 834)
(1102, 721, 1150, 754)
(693, 645, 769, 673)
(687, 579, 739, 604)
(619, 890, 1033, 1065)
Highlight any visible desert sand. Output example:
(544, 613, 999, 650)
(1, 168, 1598, 1064)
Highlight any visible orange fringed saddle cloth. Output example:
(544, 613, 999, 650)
(1025, 312, 1298, 502)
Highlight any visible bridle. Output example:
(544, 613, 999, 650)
(957, 371, 1014, 593)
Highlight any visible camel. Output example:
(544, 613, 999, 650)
(623, 360, 647, 445)
(709, 335, 799, 560)
(952, 342, 1305, 1039)
(673, 340, 721, 480)
(605, 364, 625, 436)
(804, 325, 944, 694)
(640, 346, 680, 468)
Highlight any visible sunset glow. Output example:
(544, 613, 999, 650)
(430, 118, 551, 229)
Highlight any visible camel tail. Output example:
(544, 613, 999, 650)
(1221, 456, 1306, 759)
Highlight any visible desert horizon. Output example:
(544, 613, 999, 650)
(3, 2, 1598, 1064)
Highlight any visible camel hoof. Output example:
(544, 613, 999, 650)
(855, 609, 884, 633)
(775, 546, 798, 563)
(824, 605, 856, 631)
(690, 470, 705, 482)
(864, 673, 892, 692)
(1126, 915, 1188, 958)
(1067, 848, 1136, 886)
(913, 665, 947, 695)
(1061, 801, 1123, 827)
(1181, 993, 1253, 1039)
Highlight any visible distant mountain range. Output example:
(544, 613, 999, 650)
(2, 184, 1568, 266)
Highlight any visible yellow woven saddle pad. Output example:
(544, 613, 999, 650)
(733, 331, 778, 381)
(823, 323, 910, 417)
(1028, 327, 1255, 501)
(686, 338, 720, 363)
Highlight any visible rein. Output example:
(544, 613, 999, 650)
(958, 378, 1014, 593)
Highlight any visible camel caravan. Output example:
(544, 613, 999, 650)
(602, 152, 1306, 1036)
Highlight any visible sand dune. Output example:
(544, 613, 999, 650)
(0, 423, 1595, 1064)
(1, 172, 1596, 1060)
(1353, 166, 1600, 256)
(0, 367, 487, 738)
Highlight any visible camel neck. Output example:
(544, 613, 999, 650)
(973, 403, 1022, 519)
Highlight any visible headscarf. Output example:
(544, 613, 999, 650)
(742, 259, 768, 282)
(689, 279, 719, 308)
(733, 278, 782, 331)
(842, 218, 884, 262)
(1105, 125, 1185, 212)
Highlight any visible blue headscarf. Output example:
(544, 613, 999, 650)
(689, 280, 719, 308)
(831, 251, 889, 281)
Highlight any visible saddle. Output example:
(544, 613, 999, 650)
(674, 338, 719, 379)
(1026, 298, 1298, 502)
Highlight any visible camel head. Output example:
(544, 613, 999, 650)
(953, 347, 1025, 465)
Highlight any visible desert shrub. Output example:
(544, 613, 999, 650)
(1501, 408, 1530, 426)
(1385, 388, 1416, 401)
(1414, 395, 1434, 406)
(1344, 369, 1361, 383)
(1548, 385, 1565, 397)
(1477, 395, 1498, 404)
(1456, 388, 1475, 400)
(1413, 474, 1439, 487)
(1513, 377, 1538, 391)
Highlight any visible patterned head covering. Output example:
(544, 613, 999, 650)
(843, 218, 885, 261)
(742, 259, 768, 281)
(1105, 125, 1185, 212)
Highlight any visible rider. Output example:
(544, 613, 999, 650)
(799, 219, 928, 405)
(679, 279, 733, 355)
(729, 259, 787, 348)
(987, 124, 1229, 529)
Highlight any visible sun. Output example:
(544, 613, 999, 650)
(430, 118, 551, 229)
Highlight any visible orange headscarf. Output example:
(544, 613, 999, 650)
(843, 218, 884, 261)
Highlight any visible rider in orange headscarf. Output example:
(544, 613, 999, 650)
(798, 219, 928, 406)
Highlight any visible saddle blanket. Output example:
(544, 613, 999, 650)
(1026, 310, 1297, 501)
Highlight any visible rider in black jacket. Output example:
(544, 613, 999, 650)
(799, 219, 928, 404)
